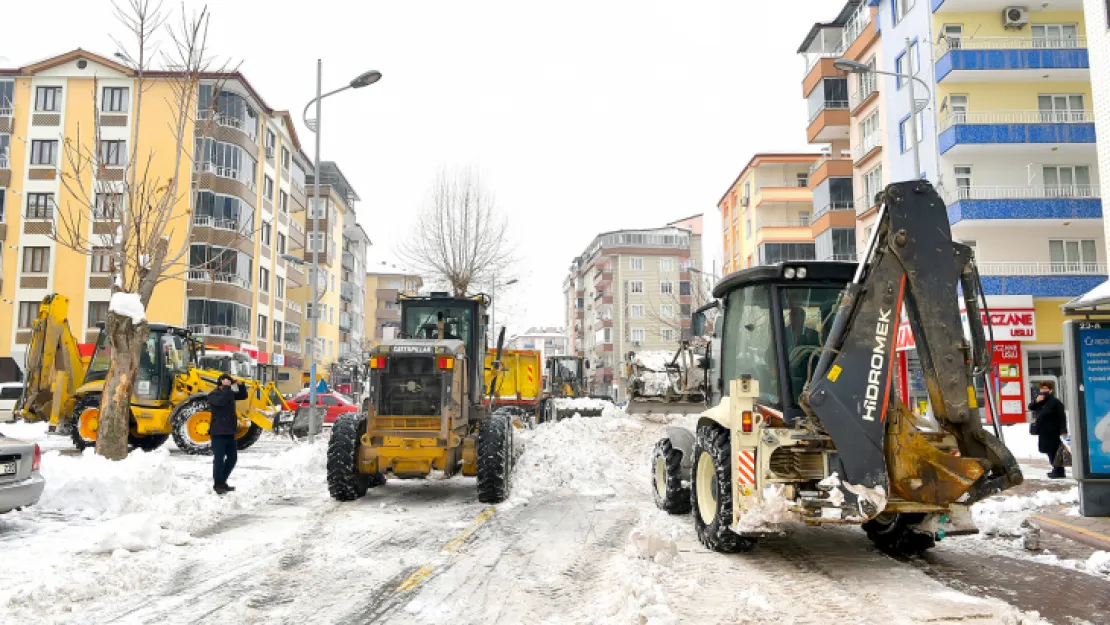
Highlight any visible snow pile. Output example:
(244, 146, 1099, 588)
(0, 420, 50, 442)
(629, 513, 681, 565)
(973, 487, 1079, 537)
(1087, 551, 1110, 576)
(1000, 424, 1042, 461)
(596, 515, 680, 625)
(732, 484, 797, 532)
(108, 292, 146, 324)
(552, 397, 610, 411)
(630, 351, 678, 397)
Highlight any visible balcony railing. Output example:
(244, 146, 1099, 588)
(187, 269, 252, 290)
(935, 36, 1087, 60)
(0, 105, 12, 117)
(757, 219, 812, 231)
(856, 193, 880, 215)
(188, 324, 250, 341)
(196, 162, 258, 192)
(978, 261, 1107, 276)
(825, 253, 858, 262)
(852, 133, 882, 161)
(849, 82, 878, 111)
(939, 110, 1095, 132)
(192, 214, 255, 240)
(813, 201, 855, 221)
(944, 185, 1100, 202)
(0, 155, 8, 169)
(287, 301, 303, 314)
(284, 340, 301, 354)
(808, 100, 850, 124)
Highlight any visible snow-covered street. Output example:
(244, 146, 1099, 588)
(2, 413, 1109, 625)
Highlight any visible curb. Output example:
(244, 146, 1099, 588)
(1030, 514, 1110, 552)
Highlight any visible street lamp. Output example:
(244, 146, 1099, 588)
(490, 277, 518, 347)
(301, 61, 382, 430)
(835, 38, 931, 180)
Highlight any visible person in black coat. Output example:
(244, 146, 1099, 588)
(1028, 380, 1068, 479)
(209, 373, 248, 494)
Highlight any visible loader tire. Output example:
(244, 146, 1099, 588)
(863, 513, 935, 556)
(70, 395, 102, 452)
(477, 412, 513, 504)
(129, 433, 169, 452)
(171, 399, 215, 456)
(327, 413, 371, 501)
(692, 423, 756, 554)
(652, 438, 691, 515)
(235, 423, 264, 451)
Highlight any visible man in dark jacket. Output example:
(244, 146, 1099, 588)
(1029, 380, 1069, 479)
(209, 373, 248, 494)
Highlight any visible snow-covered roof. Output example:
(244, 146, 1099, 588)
(1064, 279, 1110, 313)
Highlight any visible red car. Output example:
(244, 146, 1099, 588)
(292, 391, 359, 424)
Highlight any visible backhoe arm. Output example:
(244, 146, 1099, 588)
(14, 294, 86, 425)
(803, 180, 1022, 511)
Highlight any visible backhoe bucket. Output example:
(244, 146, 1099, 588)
(624, 397, 705, 416)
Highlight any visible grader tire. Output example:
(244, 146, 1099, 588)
(691, 423, 756, 554)
(235, 423, 264, 451)
(327, 413, 371, 501)
(70, 395, 101, 452)
(652, 438, 691, 515)
(171, 399, 215, 456)
(129, 433, 170, 452)
(477, 413, 513, 504)
(863, 513, 935, 556)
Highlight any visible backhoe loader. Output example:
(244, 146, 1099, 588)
(536, 355, 612, 422)
(651, 180, 1023, 555)
(14, 294, 292, 454)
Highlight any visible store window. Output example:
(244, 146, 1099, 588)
(1027, 350, 1066, 411)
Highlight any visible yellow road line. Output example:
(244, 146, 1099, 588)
(1031, 514, 1110, 548)
(395, 506, 496, 592)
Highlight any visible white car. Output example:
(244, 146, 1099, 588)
(0, 431, 44, 513)
(0, 382, 24, 423)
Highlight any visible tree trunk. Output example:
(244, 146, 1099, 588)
(95, 311, 149, 460)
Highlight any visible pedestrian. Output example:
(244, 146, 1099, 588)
(209, 373, 248, 494)
(1028, 380, 1069, 479)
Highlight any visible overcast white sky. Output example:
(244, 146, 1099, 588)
(4, 0, 827, 336)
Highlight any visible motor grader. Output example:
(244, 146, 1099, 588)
(650, 180, 1023, 555)
(14, 294, 291, 454)
(326, 292, 515, 504)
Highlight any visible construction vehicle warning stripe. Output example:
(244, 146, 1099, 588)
(737, 450, 756, 484)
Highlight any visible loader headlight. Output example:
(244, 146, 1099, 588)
(796, 267, 807, 279)
(783, 267, 796, 279)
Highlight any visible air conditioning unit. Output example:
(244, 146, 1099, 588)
(1002, 6, 1029, 29)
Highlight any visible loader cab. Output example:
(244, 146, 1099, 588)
(708, 262, 855, 422)
(546, 356, 584, 394)
(84, 323, 198, 402)
(398, 294, 488, 407)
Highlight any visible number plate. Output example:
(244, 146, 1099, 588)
(1, 461, 15, 476)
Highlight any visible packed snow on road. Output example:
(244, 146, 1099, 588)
(1, 414, 1107, 624)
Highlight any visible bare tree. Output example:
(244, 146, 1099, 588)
(642, 265, 712, 339)
(398, 168, 514, 296)
(50, 0, 234, 460)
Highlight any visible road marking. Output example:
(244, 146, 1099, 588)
(1031, 513, 1110, 550)
(395, 506, 496, 592)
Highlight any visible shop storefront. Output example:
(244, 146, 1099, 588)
(895, 295, 1069, 424)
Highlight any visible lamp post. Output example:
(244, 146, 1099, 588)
(301, 61, 381, 435)
(490, 277, 518, 347)
(835, 40, 931, 181)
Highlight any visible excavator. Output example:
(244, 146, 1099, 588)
(536, 355, 612, 422)
(14, 294, 292, 454)
(650, 180, 1023, 555)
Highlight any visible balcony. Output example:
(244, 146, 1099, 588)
(192, 215, 254, 240)
(755, 220, 815, 244)
(849, 81, 878, 114)
(342, 251, 355, 271)
(856, 192, 881, 216)
(806, 100, 850, 143)
(752, 186, 811, 207)
(287, 301, 303, 314)
(187, 269, 252, 290)
(852, 133, 882, 164)
(811, 201, 856, 223)
(188, 324, 250, 341)
(284, 340, 301, 354)
(944, 186, 1102, 224)
(807, 156, 853, 188)
(933, 0, 1085, 9)
(977, 261, 1107, 298)
(937, 111, 1096, 155)
(935, 36, 1089, 83)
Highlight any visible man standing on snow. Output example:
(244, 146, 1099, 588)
(209, 373, 248, 494)
(1029, 380, 1069, 479)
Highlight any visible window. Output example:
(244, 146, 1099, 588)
(863, 165, 883, 206)
(22, 247, 50, 273)
(0, 189, 5, 223)
(1038, 94, 1086, 122)
(955, 166, 973, 199)
(277, 232, 287, 254)
(679, 281, 692, 296)
(629, 280, 644, 294)
(909, 40, 920, 76)
(31, 140, 58, 166)
(1049, 239, 1098, 273)
(26, 193, 54, 219)
(660, 281, 674, 295)
(279, 190, 289, 213)
(258, 314, 268, 339)
(1043, 165, 1092, 196)
(280, 146, 290, 170)
(187, 299, 251, 335)
(265, 129, 276, 154)
(899, 113, 923, 153)
(0, 133, 9, 168)
(947, 94, 968, 125)
(102, 87, 128, 113)
(261, 221, 272, 247)
(860, 111, 880, 146)
(631, 328, 645, 343)
(259, 266, 270, 292)
(35, 86, 61, 112)
(660, 258, 674, 272)
(99, 140, 126, 166)
(661, 304, 674, 319)
(87, 301, 109, 328)
(722, 286, 779, 406)
(661, 328, 675, 342)
(894, 53, 905, 88)
(264, 175, 275, 200)
(94, 193, 123, 220)
(745, 218, 752, 239)
(273, 320, 283, 343)
(1031, 24, 1079, 48)
(0, 80, 13, 111)
(309, 199, 327, 218)
(893, 0, 914, 24)
(631, 304, 645, 318)
(276, 276, 285, 298)
(759, 242, 816, 265)
(18, 302, 38, 328)
(798, 211, 811, 226)
(630, 257, 644, 270)
(91, 247, 112, 273)
(796, 172, 808, 188)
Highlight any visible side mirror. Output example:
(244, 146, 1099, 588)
(692, 313, 706, 337)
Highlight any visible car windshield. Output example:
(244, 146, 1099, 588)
(403, 305, 472, 346)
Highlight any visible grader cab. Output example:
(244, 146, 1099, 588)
(326, 293, 515, 504)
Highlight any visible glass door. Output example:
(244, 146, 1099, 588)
(1038, 94, 1085, 122)
(1043, 165, 1092, 197)
(1032, 24, 1079, 48)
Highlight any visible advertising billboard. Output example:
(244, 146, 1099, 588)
(1073, 321, 1110, 479)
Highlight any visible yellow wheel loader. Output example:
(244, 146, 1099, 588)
(535, 356, 611, 422)
(651, 181, 1023, 555)
(326, 293, 515, 503)
(14, 294, 292, 455)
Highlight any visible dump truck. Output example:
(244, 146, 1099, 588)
(536, 355, 611, 422)
(651, 180, 1023, 556)
(15, 294, 292, 454)
(484, 348, 542, 427)
(326, 293, 516, 504)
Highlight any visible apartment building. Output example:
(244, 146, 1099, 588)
(1083, 0, 1110, 255)
(365, 262, 423, 343)
(564, 216, 703, 400)
(508, 327, 568, 364)
(717, 154, 821, 273)
(340, 222, 370, 361)
(0, 49, 312, 389)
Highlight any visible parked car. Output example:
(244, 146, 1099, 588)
(0, 382, 24, 423)
(0, 431, 44, 513)
(291, 390, 359, 425)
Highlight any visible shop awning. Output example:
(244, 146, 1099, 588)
(1064, 280, 1110, 314)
